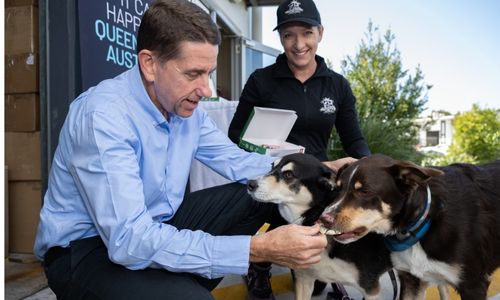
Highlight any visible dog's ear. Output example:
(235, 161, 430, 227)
(319, 164, 336, 191)
(272, 157, 282, 169)
(318, 177, 335, 191)
(336, 162, 350, 177)
(388, 160, 444, 187)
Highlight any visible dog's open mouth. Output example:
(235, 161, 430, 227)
(319, 225, 367, 242)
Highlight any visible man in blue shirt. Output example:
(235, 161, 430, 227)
(34, 1, 330, 299)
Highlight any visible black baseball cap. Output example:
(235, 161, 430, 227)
(274, 0, 321, 31)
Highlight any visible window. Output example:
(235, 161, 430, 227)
(426, 131, 439, 146)
(229, 38, 280, 99)
(440, 120, 446, 144)
(244, 39, 280, 83)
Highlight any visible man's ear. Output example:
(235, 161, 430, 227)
(138, 49, 156, 83)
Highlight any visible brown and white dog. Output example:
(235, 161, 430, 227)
(247, 153, 395, 300)
(319, 154, 500, 299)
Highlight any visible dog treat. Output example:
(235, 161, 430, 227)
(320, 226, 341, 236)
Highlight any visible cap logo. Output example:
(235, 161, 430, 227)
(285, 0, 304, 15)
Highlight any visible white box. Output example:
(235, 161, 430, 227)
(239, 107, 305, 157)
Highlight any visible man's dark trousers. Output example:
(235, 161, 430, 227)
(43, 183, 279, 300)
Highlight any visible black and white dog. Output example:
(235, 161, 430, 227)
(247, 153, 395, 300)
(319, 154, 500, 299)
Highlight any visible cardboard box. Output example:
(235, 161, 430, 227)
(5, 93, 40, 132)
(239, 107, 305, 157)
(5, 0, 38, 7)
(8, 181, 42, 254)
(5, 132, 41, 181)
(5, 167, 9, 257)
(5, 5, 39, 54)
(5, 52, 39, 94)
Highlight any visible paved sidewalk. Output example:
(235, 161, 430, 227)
(11, 260, 500, 300)
(214, 265, 500, 300)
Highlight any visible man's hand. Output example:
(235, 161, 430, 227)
(249, 224, 327, 269)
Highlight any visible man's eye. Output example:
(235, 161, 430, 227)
(185, 73, 198, 80)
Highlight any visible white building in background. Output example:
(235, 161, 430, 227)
(416, 111, 455, 155)
(189, 0, 282, 101)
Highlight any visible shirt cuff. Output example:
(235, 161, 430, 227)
(211, 235, 251, 278)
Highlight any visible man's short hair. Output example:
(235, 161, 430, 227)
(137, 0, 221, 62)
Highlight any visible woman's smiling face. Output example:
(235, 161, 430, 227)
(279, 23, 323, 72)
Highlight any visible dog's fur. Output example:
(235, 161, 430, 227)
(247, 153, 394, 300)
(319, 154, 500, 299)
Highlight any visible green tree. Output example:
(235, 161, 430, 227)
(329, 22, 431, 162)
(447, 104, 500, 164)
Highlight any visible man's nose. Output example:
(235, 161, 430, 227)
(195, 76, 213, 98)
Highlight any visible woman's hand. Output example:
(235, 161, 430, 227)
(323, 157, 357, 172)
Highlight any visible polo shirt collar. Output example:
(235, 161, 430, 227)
(273, 53, 330, 79)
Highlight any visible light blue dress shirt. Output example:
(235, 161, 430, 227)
(34, 65, 275, 279)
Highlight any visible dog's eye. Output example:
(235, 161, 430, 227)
(355, 188, 372, 196)
(282, 170, 294, 179)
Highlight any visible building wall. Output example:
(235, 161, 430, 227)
(202, 0, 250, 38)
(416, 113, 455, 154)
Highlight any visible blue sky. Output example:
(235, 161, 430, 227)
(261, 0, 500, 115)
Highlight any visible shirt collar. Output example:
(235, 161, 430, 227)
(128, 64, 169, 127)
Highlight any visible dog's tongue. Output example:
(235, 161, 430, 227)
(333, 232, 357, 241)
(333, 227, 366, 242)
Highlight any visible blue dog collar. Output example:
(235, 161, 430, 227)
(384, 186, 432, 252)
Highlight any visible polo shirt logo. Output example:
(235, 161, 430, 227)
(285, 0, 304, 15)
(320, 97, 336, 114)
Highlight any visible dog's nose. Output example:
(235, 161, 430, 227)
(319, 213, 335, 227)
(247, 180, 258, 192)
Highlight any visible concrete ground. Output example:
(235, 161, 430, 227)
(6, 256, 500, 300)
(213, 266, 500, 300)
(4, 255, 53, 300)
